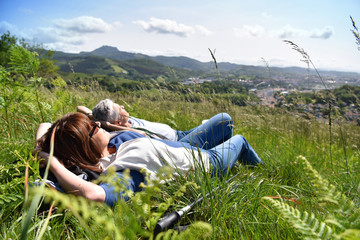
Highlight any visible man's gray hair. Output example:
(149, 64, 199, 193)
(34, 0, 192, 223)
(92, 99, 118, 123)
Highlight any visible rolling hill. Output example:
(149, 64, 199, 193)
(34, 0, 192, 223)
(52, 45, 360, 85)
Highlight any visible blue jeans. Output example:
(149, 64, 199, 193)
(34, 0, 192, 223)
(204, 135, 263, 176)
(177, 113, 233, 150)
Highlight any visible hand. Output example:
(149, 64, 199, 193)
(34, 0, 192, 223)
(99, 121, 113, 131)
(32, 148, 58, 169)
(99, 120, 110, 127)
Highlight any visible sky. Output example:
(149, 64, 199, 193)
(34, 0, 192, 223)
(1, 0, 360, 73)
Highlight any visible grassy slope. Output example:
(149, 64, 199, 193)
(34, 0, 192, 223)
(0, 87, 359, 239)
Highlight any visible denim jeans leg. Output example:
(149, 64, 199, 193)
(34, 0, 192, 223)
(178, 113, 233, 150)
(207, 135, 263, 176)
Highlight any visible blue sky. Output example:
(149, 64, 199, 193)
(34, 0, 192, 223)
(1, 0, 360, 72)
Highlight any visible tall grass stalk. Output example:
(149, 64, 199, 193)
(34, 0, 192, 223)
(208, 48, 220, 81)
(284, 40, 350, 175)
(20, 123, 55, 240)
(350, 16, 360, 51)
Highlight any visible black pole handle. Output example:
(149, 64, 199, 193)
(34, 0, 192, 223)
(153, 173, 241, 237)
(154, 211, 181, 237)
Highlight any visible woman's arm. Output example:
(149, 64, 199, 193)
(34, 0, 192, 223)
(35, 150, 106, 202)
(77, 106, 94, 120)
(35, 123, 52, 147)
(36, 123, 52, 141)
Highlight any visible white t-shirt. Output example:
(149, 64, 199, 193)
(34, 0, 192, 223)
(129, 118, 178, 141)
(99, 137, 210, 180)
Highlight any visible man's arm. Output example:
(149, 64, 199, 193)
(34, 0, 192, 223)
(101, 122, 146, 136)
(76, 105, 146, 136)
(77, 106, 94, 120)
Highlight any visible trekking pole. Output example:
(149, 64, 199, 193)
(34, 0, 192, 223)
(153, 173, 240, 237)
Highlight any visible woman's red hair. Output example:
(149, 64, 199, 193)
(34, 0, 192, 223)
(38, 113, 103, 173)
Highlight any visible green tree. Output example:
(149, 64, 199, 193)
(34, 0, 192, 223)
(35, 48, 59, 79)
(0, 31, 18, 67)
(0, 45, 42, 138)
(0, 32, 59, 79)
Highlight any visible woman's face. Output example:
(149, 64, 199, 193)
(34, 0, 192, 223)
(113, 103, 129, 125)
(90, 122, 110, 149)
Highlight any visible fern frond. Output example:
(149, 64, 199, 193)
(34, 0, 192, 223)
(0, 193, 23, 205)
(155, 228, 179, 240)
(0, 176, 24, 212)
(9, 46, 39, 76)
(263, 197, 333, 239)
(155, 221, 212, 240)
(30, 187, 122, 239)
(0, 178, 24, 192)
(297, 156, 360, 229)
(297, 156, 333, 201)
(177, 221, 212, 239)
(338, 229, 360, 240)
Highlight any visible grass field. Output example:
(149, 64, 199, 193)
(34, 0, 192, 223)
(1, 83, 359, 239)
(0, 46, 359, 239)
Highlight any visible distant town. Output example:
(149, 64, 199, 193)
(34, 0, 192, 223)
(181, 75, 360, 125)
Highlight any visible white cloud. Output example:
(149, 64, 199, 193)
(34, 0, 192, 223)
(133, 17, 212, 37)
(277, 25, 307, 38)
(195, 25, 213, 36)
(33, 27, 63, 43)
(310, 26, 334, 39)
(277, 25, 334, 39)
(35, 27, 86, 45)
(112, 21, 123, 28)
(0, 17, 116, 47)
(133, 17, 194, 37)
(17, 16, 121, 51)
(54, 16, 113, 33)
(44, 41, 83, 52)
(232, 24, 334, 40)
(233, 25, 265, 38)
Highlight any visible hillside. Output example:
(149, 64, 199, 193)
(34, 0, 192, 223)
(53, 45, 360, 86)
(53, 46, 360, 89)
(53, 47, 195, 80)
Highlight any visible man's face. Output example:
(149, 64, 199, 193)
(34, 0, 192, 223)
(113, 103, 129, 125)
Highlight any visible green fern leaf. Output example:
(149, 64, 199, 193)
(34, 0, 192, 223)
(264, 197, 333, 239)
(9, 46, 39, 76)
(297, 156, 360, 229)
(338, 229, 360, 240)
(155, 221, 212, 240)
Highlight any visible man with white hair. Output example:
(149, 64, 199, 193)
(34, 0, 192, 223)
(77, 99, 233, 150)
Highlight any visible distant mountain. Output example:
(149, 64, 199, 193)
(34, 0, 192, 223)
(80, 46, 148, 61)
(86, 46, 244, 72)
(53, 46, 195, 79)
(151, 55, 210, 71)
(52, 45, 360, 84)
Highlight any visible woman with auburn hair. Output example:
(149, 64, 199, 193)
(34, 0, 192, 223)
(35, 113, 262, 207)
(38, 113, 103, 173)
